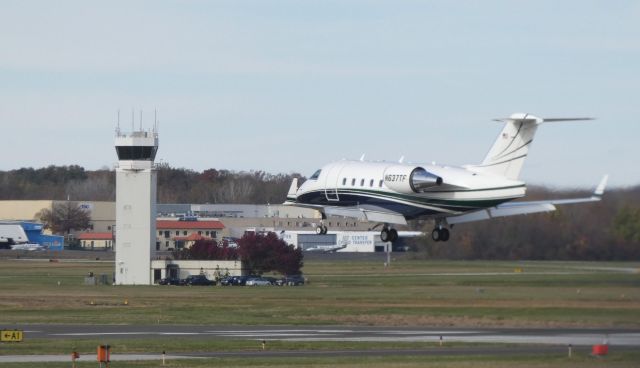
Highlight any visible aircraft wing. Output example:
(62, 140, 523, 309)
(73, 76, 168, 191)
(447, 175, 608, 225)
(283, 201, 408, 226)
(323, 206, 408, 225)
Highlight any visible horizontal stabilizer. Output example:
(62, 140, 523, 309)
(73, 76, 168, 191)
(492, 114, 595, 124)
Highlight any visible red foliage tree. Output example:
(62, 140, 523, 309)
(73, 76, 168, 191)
(237, 232, 303, 275)
(172, 239, 238, 260)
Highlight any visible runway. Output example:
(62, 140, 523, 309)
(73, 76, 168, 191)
(10, 324, 640, 346)
(2, 325, 639, 363)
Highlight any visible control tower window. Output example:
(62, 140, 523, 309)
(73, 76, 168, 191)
(116, 146, 158, 160)
(309, 169, 321, 180)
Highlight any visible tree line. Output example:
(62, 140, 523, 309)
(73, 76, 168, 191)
(0, 164, 302, 204)
(409, 185, 640, 261)
(1, 165, 638, 260)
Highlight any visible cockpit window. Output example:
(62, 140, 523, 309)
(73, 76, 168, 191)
(309, 169, 321, 180)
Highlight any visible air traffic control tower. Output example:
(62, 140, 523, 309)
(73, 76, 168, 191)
(114, 127, 158, 285)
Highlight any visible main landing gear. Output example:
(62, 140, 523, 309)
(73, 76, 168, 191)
(380, 226, 398, 243)
(315, 223, 328, 235)
(431, 227, 450, 242)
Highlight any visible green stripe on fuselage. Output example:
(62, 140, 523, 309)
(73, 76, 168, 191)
(323, 187, 522, 209)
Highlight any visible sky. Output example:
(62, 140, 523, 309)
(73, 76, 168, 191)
(1, 1, 639, 188)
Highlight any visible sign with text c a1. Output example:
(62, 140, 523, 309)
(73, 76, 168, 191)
(1, 330, 23, 342)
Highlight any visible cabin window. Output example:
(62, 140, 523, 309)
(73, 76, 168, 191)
(351, 178, 356, 186)
(360, 179, 364, 186)
(379, 180, 383, 187)
(369, 179, 374, 187)
(310, 169, 321, 180)
(342, 178, 346, 185)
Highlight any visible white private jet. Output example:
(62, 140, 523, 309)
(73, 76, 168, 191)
(305, 243, 348, 253)
(11, 243, 45, 251)
(285, 113, 608, 243)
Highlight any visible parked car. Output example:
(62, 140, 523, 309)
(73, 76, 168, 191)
(263, 276, 278, 285)
(276, 275, 305, 286)
(246, 277, 273, 286)
(182, 274, 215, 286)
(220, 276, 235, 286)
(220, 275, 251, 286)
(158, 277, 181, 285)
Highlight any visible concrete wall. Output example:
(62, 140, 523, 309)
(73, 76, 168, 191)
(0, 200, 53, 221)
(81, 239, 113, 249)
(151, 259, 245, 282)
(115, 168, 156, 285)
(0, 200, 115, 234)
(78, 201, 115, 233)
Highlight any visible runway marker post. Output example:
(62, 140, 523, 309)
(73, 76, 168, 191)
(568, 344, 572, 358)
(439, 335, 443, 346)
(71, 349, 79, 368)
(162, 350, 166, 366)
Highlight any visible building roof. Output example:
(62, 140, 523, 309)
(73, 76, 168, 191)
(77, 232, 113, 240)
(156, 220, 225, 230)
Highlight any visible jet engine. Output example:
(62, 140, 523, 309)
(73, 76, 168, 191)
(383, 165, 442, 194)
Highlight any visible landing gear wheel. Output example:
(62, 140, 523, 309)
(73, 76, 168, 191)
(431, 228, 441, 242)
(440, 228, 450, 242)
(380, 227, 398, 243)
(380, 228, 390, 242)
(316, 225, 324, 235)
(321, 225, 328, 234)
(389, 228, 398, 243)
(431, 228, 450, 242)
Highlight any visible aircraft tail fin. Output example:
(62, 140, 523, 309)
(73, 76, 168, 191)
(470, 113, 593, 180)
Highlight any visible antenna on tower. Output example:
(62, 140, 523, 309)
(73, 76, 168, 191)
(116, 109, 121, 135)
(154, 109, 157, 133)
(139, 110, 143, 131)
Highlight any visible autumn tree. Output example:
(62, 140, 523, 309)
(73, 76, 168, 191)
(172, 239, 238, 260)
(37, 201, 91, 235)
(237, 232, 303, 275)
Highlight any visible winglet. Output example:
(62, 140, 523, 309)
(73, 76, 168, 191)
(593, 174, 609, 198)
(285, 178, 299, 203)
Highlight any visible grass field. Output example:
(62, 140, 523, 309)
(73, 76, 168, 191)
(3, 353, 640, 368)
(0, 257, 639, 366)
(0, 258, 638, 327)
